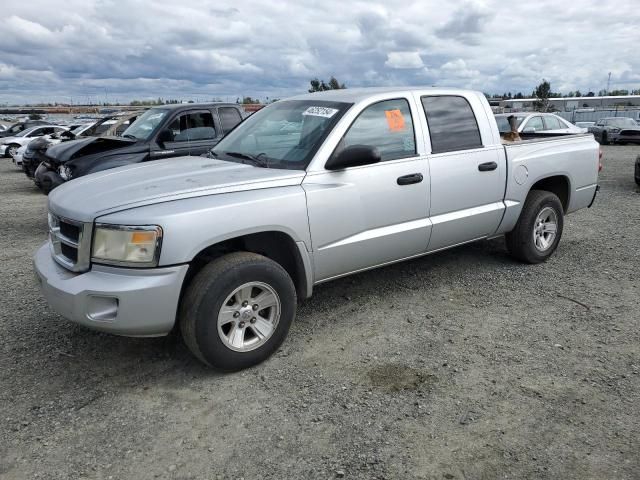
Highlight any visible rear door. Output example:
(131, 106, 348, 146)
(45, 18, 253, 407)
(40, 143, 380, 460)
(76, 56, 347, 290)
(420, 94, 506, 251)
(304, 97, 430, 281)
(217, 106, 244, 135)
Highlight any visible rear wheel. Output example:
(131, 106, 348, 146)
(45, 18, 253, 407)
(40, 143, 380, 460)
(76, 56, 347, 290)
(506, 190, 564, 264)
(180, 252, 296, 370)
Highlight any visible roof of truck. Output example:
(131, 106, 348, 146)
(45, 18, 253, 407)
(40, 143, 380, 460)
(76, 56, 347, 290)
(150, 102, 241, 110)
(287, 86, 474, 103)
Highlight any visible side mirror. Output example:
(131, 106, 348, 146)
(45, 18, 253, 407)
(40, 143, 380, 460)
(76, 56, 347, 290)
(325, 145, 381, 171)
(156, 129, 173, 145)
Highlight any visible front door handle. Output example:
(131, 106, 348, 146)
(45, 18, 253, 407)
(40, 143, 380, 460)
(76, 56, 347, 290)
(397, 173, 424, 185)
(478, 161, 498, 172)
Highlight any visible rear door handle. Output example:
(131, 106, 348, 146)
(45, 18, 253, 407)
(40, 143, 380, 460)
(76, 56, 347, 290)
(397, 173, 424, 185)
(478, 161, 498, 172)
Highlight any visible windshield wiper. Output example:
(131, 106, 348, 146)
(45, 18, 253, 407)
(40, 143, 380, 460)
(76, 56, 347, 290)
(223, 151, 270, 168)
(122, 134, 138, 140)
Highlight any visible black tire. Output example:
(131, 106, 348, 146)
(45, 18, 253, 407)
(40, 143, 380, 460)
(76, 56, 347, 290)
(6, 144, 19, 158)
(600, 132, 609, 145)
(506, 190, 564, 264)
(179, 252, 296, 371)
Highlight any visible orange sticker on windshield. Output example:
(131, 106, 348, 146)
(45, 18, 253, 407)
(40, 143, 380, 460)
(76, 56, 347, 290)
(385, 109, 406, 132)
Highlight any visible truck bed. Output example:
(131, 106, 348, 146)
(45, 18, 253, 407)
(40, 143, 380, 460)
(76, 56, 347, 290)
(496, 132, 600, 235)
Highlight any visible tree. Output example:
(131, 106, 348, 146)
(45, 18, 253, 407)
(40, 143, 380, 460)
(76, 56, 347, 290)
(534, 80, 552, 112)
(575, 90, 582, 97)
(309, 76, 346, 92)
(28, 113, 42, 120)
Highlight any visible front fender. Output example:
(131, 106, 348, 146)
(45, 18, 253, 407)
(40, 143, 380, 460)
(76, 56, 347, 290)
(94, 187, 312, 266)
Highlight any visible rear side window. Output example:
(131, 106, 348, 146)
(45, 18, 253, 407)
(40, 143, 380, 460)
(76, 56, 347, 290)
(524, 116, 544, 131)
(543, 116, 563, 130)
(219, 107, 243, 133)
(338, 98, 416, 162)
(422, 96, 482, 153)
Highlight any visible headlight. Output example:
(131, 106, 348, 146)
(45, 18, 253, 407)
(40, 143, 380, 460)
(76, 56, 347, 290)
(609, 128, 621, 134)
(92, 224, 163, 267)
(58, 165, 72, 180)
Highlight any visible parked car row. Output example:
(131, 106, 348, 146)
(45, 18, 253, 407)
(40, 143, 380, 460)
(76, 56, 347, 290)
(2, 104, 247, 194)
(36, 103, 245, 193)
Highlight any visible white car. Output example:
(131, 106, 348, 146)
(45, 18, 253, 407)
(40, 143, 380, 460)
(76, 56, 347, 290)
(12, 144, 28, 166)
(495, 113, 586, 134)
(0, 125, 67, 158)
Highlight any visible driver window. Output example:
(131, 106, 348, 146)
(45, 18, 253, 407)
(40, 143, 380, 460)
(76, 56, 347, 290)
(337, 98, 416, 162)
(167, 112, 216, 142)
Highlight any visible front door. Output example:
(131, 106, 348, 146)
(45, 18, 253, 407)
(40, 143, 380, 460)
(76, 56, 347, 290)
(304, 97, 430, 282)
(150, 110, 218, 159)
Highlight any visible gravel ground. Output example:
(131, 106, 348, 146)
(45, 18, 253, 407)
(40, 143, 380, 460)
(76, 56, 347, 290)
(1, 146, 639, 480)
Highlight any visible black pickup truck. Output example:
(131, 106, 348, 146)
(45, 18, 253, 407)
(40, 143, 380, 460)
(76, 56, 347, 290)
(35, 103, 246, 193)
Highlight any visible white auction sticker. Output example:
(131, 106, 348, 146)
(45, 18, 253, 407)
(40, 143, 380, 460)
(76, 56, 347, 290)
(302, 106, 339, 118)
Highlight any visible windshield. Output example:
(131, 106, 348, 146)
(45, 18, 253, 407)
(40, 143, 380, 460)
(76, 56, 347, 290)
(121, 109, 168, 140)
(211, 100, 352, 170)
(607, 118, 637, 127)
(8, 124, 25, 134)
(495, 115, 525, 133)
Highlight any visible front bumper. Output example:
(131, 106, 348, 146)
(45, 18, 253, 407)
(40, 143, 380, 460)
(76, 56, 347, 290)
(34, 243, 189, 337)
(615, 133, 640, 144)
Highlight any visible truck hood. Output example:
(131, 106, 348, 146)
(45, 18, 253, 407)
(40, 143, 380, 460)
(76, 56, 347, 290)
(48, 156, 307, 222)
(45, 136, 139, 164)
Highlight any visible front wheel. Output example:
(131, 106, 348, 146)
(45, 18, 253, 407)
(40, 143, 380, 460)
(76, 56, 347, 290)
(506, 190, 564, 264)
(7, 144, 19, 158)
(180, 252, 296, 370)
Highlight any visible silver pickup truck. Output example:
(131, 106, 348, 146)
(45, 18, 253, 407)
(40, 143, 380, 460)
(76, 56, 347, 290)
(35, 87, 600, 370)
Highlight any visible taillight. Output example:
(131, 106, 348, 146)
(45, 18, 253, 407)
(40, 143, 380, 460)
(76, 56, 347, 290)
(598, 148, 603, 172)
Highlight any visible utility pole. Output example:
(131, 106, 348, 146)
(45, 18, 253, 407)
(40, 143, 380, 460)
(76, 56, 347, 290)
(606, 72, 611, 95)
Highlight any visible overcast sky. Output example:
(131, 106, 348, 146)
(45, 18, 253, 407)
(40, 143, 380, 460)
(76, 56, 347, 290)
(1, 0, 639, 104)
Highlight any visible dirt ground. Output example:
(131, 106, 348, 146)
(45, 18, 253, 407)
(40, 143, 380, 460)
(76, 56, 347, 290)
(0, 146, 639, 480)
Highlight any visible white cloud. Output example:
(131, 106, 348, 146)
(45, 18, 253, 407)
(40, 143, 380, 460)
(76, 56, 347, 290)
(385, 52, 424, 69)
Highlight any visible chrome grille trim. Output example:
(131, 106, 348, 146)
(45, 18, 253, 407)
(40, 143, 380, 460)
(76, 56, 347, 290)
(48, 213, 92, 272)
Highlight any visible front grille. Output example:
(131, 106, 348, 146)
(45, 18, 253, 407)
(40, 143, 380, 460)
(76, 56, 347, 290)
(620, 130, 640, 136)
(48, 213, 92, 272)
(59, 221, 80, 242)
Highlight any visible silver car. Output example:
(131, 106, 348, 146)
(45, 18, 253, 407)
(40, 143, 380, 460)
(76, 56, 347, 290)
(495, 113, 586, 134)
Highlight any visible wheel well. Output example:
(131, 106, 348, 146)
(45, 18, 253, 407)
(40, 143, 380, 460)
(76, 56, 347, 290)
(530, 176, 569, 212)
(185, 231, 308, 300)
